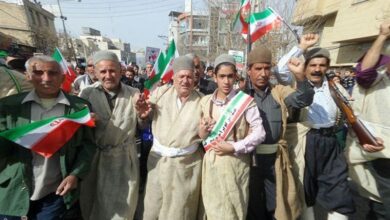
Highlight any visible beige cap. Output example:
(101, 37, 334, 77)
(173, 56, 194, 74)
(214, 54, 236, 68)
(93, 51, 119, 65)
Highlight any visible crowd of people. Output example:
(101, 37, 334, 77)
(0, 21, 389, 220)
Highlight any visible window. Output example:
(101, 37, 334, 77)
(29, 9, 36, 25)
(44, 16, 49, 26)
(35, 12, 41, 26)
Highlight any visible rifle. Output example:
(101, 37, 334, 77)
(327, 77, 378, 146)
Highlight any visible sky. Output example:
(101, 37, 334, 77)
(40, 0, 206, 51)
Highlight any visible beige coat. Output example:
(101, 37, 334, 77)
(79, 83, 140, 220)
(270, 85, 303, 220)
(0, 66, 32, 98)
(143, 85, 204, 220)
(200, 94, 255, 220)
(346, 73, 390, 202)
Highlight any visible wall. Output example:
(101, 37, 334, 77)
(0, 1, 32, 45)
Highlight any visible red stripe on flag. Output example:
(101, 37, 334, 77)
(31, 119, 93, 158)
(143, 89, 150, 99)
(251, 22, 276, 43)
(161, 69, 174, 83)
(62, 67, 77, 93)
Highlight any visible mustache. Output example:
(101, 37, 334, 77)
(311, 71, 323, 77)
(256, 76, 267, 80)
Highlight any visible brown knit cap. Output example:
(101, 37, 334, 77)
(248, 45, 272, 65)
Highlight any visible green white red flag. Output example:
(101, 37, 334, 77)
(233, 0, 251, 38)
(203, 91, 253, 151)
(0, 108, 95, 158)
(144, 40, 178, 97)
(246, 7, 282, 43)
(52, 48, 77, 93)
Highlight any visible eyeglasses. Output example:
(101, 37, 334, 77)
(87, 64, 94, 67)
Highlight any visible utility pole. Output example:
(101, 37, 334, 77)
(57, 0, 78, 64)
(189, 0, 193, 53)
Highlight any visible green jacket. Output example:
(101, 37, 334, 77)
(0, 91, 96, 216)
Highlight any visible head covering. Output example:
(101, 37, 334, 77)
(173, 56, 194, 74)
(304, 47, 330, 60)
(214, 54, 236, 68)
(247, 45, 272, 65)
(185, 53, 195, 60)
(93, 51, 119, 65)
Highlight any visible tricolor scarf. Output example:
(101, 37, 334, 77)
(203, 91, 253, 151)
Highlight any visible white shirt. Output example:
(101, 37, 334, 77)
(22, 90, 69, 200)
(306, 80, 338, 129)
(273, 46, 304, 85)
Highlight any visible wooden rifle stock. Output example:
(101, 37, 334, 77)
(327, 79, 378, 146)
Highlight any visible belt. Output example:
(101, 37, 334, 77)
(311, 126, 336, 136)
(98, 144, 115, 151)
(255, 143, 279, 154)
(151, 138, 198, 157)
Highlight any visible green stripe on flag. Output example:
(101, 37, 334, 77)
(0, 117, 56, 141)
(250, 8, 273, 22)
(144, 40, 176, 90)
(52, 48, 62, 62)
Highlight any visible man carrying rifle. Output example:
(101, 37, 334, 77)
(345, 20, 390, 220)
(287, 47, 355, 220)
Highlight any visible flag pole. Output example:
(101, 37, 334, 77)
(281, 19, 300, 43)
(244, 0, 258, 168)
(245, 0, 253, 92)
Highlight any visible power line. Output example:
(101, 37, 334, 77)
(67, 4, 183, 18)
(62, 1, 181, 13)
(43, 0, 177, 5)
(60, 0, 178, 9)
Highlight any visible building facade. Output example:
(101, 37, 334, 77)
(293, 0, 390, 66)
(0, 0, 57, 55)
(72, 27, 136, 64)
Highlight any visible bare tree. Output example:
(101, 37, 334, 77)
(204, 0, 302, 62)
(32, 27, 58, 55)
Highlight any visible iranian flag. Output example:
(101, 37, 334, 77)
(144, 40, 178, 97)
(52, 48, 77, 93)
(233, 0, 251, 37)
(248, 7, 282, 43)
(0, 108, 95, 158)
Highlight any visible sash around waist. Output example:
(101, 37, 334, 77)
(256, 143, 279, 154)
(151, 138, 199, 157)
